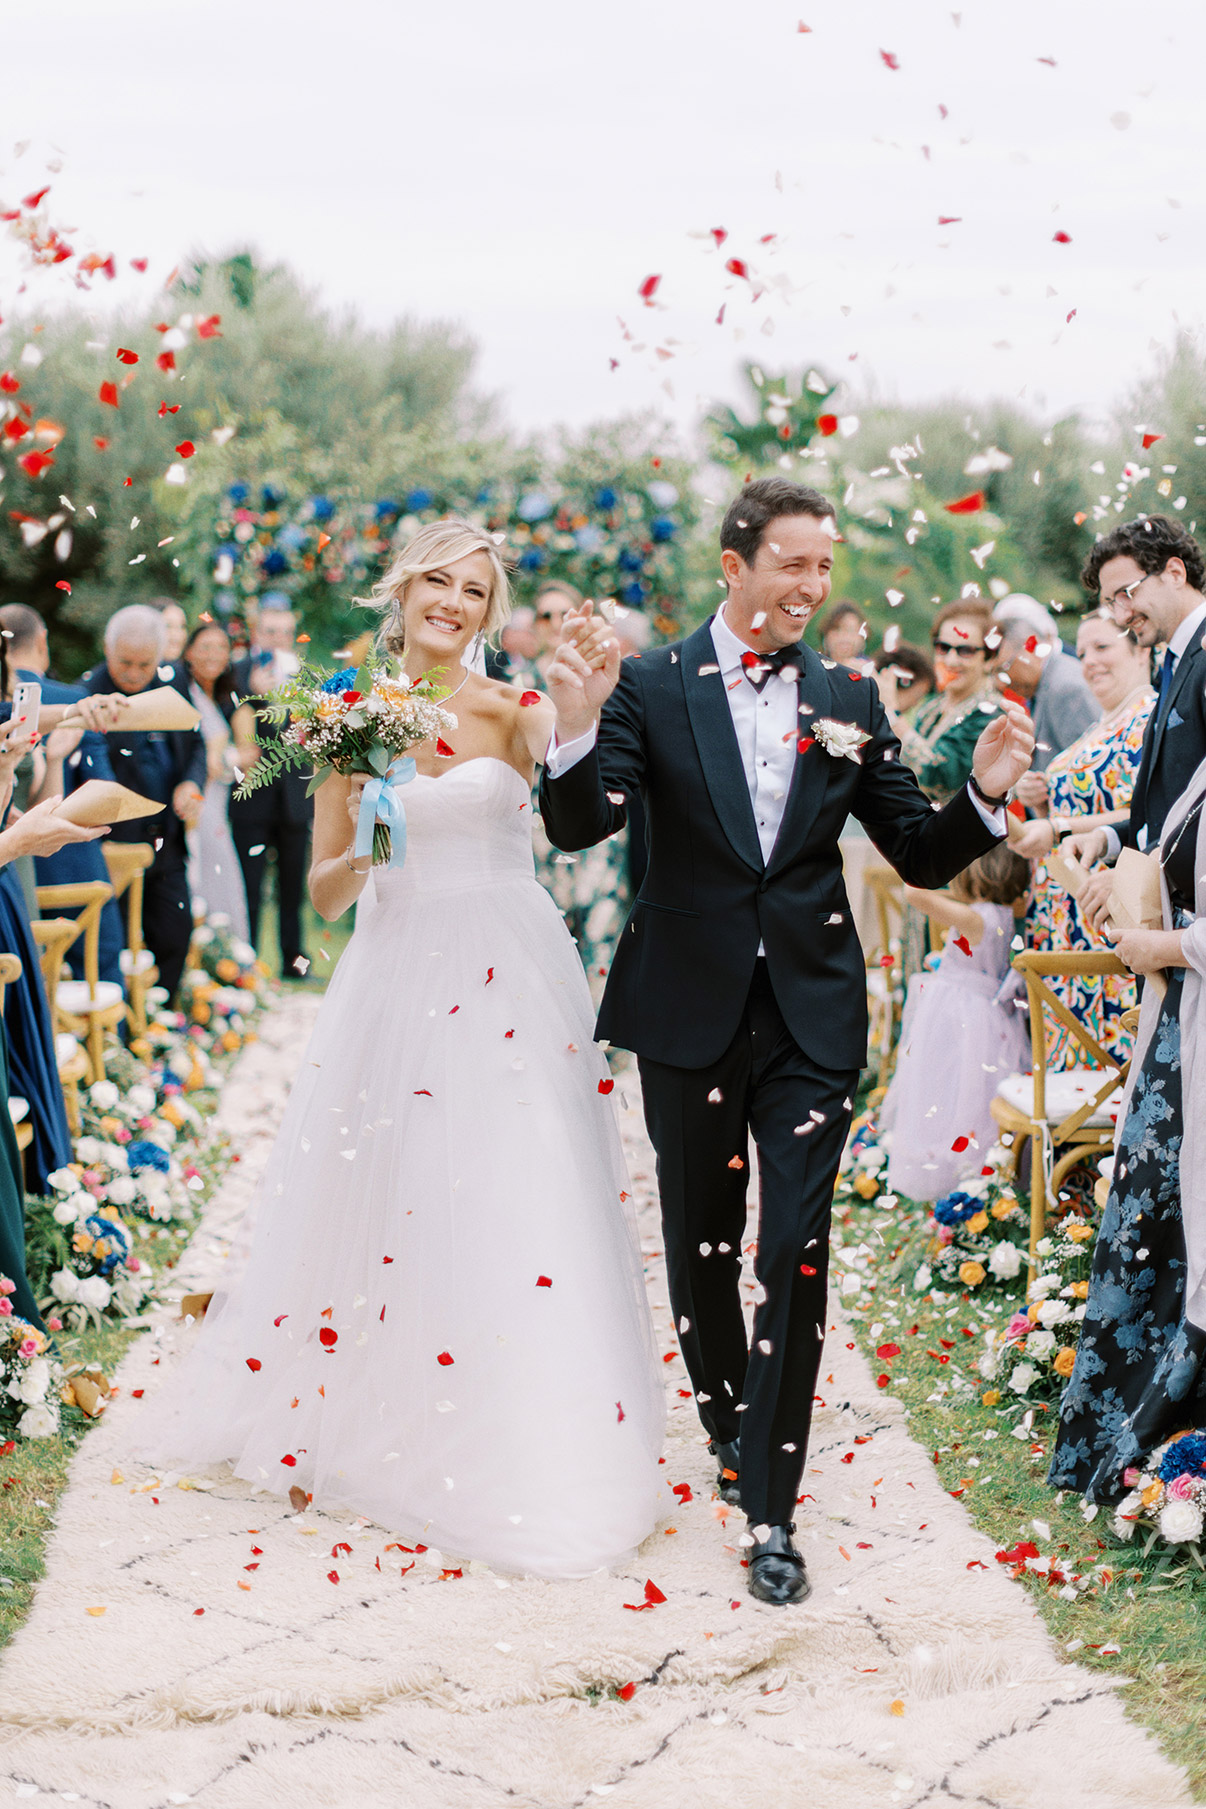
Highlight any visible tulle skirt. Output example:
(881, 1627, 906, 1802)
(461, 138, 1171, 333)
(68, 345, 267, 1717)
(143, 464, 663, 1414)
(134, 870, 665, 1577)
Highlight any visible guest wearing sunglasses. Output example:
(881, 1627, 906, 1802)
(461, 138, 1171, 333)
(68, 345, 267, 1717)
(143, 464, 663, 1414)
(879, 600, 1002, 804)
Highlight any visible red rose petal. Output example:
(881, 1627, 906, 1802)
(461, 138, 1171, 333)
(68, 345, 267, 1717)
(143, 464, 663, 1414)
(319, 1327, 338, 1348)
(116, 348, 139, 365)
(951, 1135, 970, 1153)
(437, 1351, 454, 1366)
(175, 441, 195, 458)
(536, 1275, 553, 1287)
(643, 1579, 666, 1604)
(876, 1343, 901, 1359)
(618, 1682, 636, 1701)
(943, 490, 985, 515)
(598, 1078, 615, 1095)
(435, 738, 455, 758)
(281, 1454, 297, 1466)
(98, 381, 119, 408)
(817, 414, 838, 436)
(245, 1358, 262, 1372)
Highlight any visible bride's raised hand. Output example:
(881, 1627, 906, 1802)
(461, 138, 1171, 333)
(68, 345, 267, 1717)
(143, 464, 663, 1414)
(546, 603, 620, 741)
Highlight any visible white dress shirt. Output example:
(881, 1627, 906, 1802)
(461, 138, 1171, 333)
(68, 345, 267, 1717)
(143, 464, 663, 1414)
(1104, 595, 1206, 857)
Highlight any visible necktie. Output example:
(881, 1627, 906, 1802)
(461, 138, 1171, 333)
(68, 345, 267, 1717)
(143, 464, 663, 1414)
(1157, 648, 1177, 718)
(740, 645, 801, 693)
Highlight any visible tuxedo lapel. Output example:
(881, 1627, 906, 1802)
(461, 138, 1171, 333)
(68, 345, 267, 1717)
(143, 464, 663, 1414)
(1148, 639, 1205, 767)
(680, 621, 764, 873)
(765, 645, 837, 876)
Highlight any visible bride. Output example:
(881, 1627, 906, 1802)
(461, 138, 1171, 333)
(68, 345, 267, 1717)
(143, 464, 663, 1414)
(134, 520, 665, 1578)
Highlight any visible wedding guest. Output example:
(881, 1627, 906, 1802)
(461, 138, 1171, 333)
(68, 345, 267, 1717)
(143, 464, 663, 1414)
(0, 756, 108, 1326)
(180, 620, 251, 939)
(992, 594, 1100, 769)
(1050, 751, 1206, 1502)
(1014, 613, 1155, 1067)
(229, 602, 311, 978)
(879, 844, 1030, 1201)
(151, 598, 189, 663)
(497, 604, 539, 677)
(0, 604, 124, 987)
(881, 600, 1002, 802)
(1068, 517, 1206, 930)
(873, 641, 934, 717)
(817, 599, 870, 668)
(81, 606, 206, 1000)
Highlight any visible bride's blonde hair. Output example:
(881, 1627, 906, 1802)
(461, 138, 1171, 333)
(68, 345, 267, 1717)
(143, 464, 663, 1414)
(366, 519, 512, 658)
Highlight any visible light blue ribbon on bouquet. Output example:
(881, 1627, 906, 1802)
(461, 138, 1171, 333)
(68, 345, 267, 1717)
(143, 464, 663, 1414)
(354, 756, 416, 869)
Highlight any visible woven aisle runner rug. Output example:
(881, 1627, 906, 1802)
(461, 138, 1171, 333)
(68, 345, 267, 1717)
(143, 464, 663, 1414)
(0, 990, 1193, 1809)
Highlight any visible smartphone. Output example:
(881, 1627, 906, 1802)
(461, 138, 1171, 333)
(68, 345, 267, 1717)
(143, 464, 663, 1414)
(10, 682, 41, 739)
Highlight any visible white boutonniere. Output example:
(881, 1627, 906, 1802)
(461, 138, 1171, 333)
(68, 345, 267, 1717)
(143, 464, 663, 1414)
(810, 717, 872, 762)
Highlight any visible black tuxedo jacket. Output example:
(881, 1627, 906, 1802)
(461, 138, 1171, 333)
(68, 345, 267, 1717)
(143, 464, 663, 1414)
(1124, 634, 1206, 851)
(81, 661, 207, 859)
(539, 621, 999, 1071)
(228, 655, 314, 830)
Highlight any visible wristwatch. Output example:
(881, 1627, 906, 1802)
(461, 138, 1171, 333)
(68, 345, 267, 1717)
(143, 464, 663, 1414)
(969, 774, 1010, 810)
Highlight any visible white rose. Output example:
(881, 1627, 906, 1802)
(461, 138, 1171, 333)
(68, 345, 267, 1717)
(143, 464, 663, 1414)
(1028, 1273, 1061, 1299)
(74, 1137, 101, 1165)
(1112, 1492, 1141, 1541)
(167, 1050, 194, 1081)
(913, 1263, 933, 1292)
(812, 716, 872, 761)
(46, 1166, 78, 1194)
(88, 1080, 120, 1111)
(988, 1241, 1023, 1281)
(232, 940, 257, 965)
(1034, 1236, 1054, 1257)
(1037, 1298, 1071, 1328)
(128, 1085, 157, 1114)
(101, 1144, 128, 1172)
(53, 1196, 85, 1226)
(77, 1276, 112, 1312)
(17, 1403, 58, 1439)
(1158, 1498, 1204, 1545)
(1025, 1330, 1056, 1359)
(16, 1358, 52, 1405)
(105, 1177, 138, 1208)
(1009, 1362, 1039, 1394)
(49, 1268, 80, 1303)
(978, 1348, 1002, 1379)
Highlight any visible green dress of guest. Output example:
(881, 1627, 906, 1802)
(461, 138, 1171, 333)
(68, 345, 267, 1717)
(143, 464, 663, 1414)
(0, 1021, 43, 1330)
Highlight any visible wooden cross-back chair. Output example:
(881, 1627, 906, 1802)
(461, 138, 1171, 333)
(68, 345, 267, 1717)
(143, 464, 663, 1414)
(990, 949, 1132, 1277)
(100, 842, 158, 1035)
(35, 880, 124, 1085)
(28, 916, 90, 1133)
(0, 953, 33, 1154)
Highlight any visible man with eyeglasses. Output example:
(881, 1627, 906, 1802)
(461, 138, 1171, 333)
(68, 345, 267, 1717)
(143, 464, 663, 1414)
(1066, 515, 1206, 932)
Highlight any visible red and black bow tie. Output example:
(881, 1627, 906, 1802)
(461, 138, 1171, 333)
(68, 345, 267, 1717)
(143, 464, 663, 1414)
(740, 645, 801, 692)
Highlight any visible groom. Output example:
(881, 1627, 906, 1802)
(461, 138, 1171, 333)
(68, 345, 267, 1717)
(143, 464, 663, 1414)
(542, 478, 1034, 1605)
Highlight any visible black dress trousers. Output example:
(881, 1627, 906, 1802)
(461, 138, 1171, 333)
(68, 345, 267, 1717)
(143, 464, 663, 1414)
(639, 959, 858, 1526)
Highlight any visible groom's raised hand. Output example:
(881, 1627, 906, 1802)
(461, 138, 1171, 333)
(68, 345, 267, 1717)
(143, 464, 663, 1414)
(970, 700, 1035, 802)
(545, 602, 622, 743)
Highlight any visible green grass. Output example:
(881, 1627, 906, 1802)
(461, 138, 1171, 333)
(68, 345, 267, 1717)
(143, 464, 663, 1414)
(249, 860, 354, 990)
(833, 1191, 1206, 1802)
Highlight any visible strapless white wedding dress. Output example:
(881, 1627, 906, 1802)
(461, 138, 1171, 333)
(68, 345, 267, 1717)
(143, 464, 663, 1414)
(135, 758, 665, 1577)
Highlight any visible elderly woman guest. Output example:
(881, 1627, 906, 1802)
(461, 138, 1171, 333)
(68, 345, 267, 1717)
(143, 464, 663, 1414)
(1050, 749, 1206, 1501)
(180, 619, 251, 939)
(1014, 613, 1155, 1067)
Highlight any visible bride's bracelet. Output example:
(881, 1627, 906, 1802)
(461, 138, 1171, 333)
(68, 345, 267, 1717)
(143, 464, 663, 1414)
(343, 846, 371, 875)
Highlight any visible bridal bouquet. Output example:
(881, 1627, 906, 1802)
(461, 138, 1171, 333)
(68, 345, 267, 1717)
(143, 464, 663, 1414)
(235, 652, 457, 866)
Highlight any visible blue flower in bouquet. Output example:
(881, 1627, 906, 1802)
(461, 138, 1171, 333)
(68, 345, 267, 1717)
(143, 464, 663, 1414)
(84, 1213, 131, 1277)
(574, 525, 604, 553)
(405, 487, 433, 512)
(374, 498, 399, 520)
(933, 1191, 983, 1228)
(277, 523, 308, 553)
(320, 667, 359, 694)
(228, 482, 250, 506)
(618, 547, 644, 574)
(1158, 1434, 1206, 1483)
(126, 1141, 171, 1175)
(620, 581, 647, 606)
(261, 484, 285, 511)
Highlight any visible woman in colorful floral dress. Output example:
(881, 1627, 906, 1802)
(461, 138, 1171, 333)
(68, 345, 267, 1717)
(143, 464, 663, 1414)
(1013, 615, 1154, 1067)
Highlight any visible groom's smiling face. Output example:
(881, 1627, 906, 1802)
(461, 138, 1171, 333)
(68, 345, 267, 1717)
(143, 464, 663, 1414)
(720, 511, 836, 651)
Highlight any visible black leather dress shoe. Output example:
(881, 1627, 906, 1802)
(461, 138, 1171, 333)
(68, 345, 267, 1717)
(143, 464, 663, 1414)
(710, 1438, 741, 1506)
(746, 1522, 811, 1605)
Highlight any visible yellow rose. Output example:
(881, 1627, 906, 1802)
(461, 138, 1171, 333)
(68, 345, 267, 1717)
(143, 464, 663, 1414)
(959, 1260, 986, 1287)
(72, 1231, 93, 1253)
(1065, 1223, 1093, 1243)
(99, 1115, 123, 1137)
(853, 1173, 879, 1200)
(1054, 1347, 1076, 1377)
(982, 1389, 1000, 1406)
(968, 1210, 990, 1235)
(1069, 1281, 1089, 1300)
(160, 1101, 186, 1128)
(1141, 1481, 1163, 1508)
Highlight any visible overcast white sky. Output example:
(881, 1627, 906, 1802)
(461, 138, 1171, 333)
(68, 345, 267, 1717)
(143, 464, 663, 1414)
(4, 0, 1205, 442)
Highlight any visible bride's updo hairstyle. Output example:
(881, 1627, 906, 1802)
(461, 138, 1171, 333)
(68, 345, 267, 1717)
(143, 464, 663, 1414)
(369, 518, 513, 658)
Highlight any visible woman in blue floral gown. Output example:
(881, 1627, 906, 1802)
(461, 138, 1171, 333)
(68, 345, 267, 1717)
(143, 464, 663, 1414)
(1050, 761, 1206, 1500)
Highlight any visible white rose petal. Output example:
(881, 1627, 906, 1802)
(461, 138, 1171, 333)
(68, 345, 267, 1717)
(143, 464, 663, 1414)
(77, 1276, 112, 1312)
(1008, 1363, 1039, 1394)
(46, 1166, 79, 1194)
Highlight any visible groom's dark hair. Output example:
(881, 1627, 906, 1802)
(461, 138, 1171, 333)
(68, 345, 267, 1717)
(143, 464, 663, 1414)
(720, 478, 836, 569)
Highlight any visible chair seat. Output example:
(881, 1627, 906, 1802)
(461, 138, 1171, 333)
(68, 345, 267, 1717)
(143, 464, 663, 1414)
(995, 1066, 1124, 1130)
(119, 949, 157, 976)
(8, 1096, 29, 1125)
(57, 979, 125, 1016)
